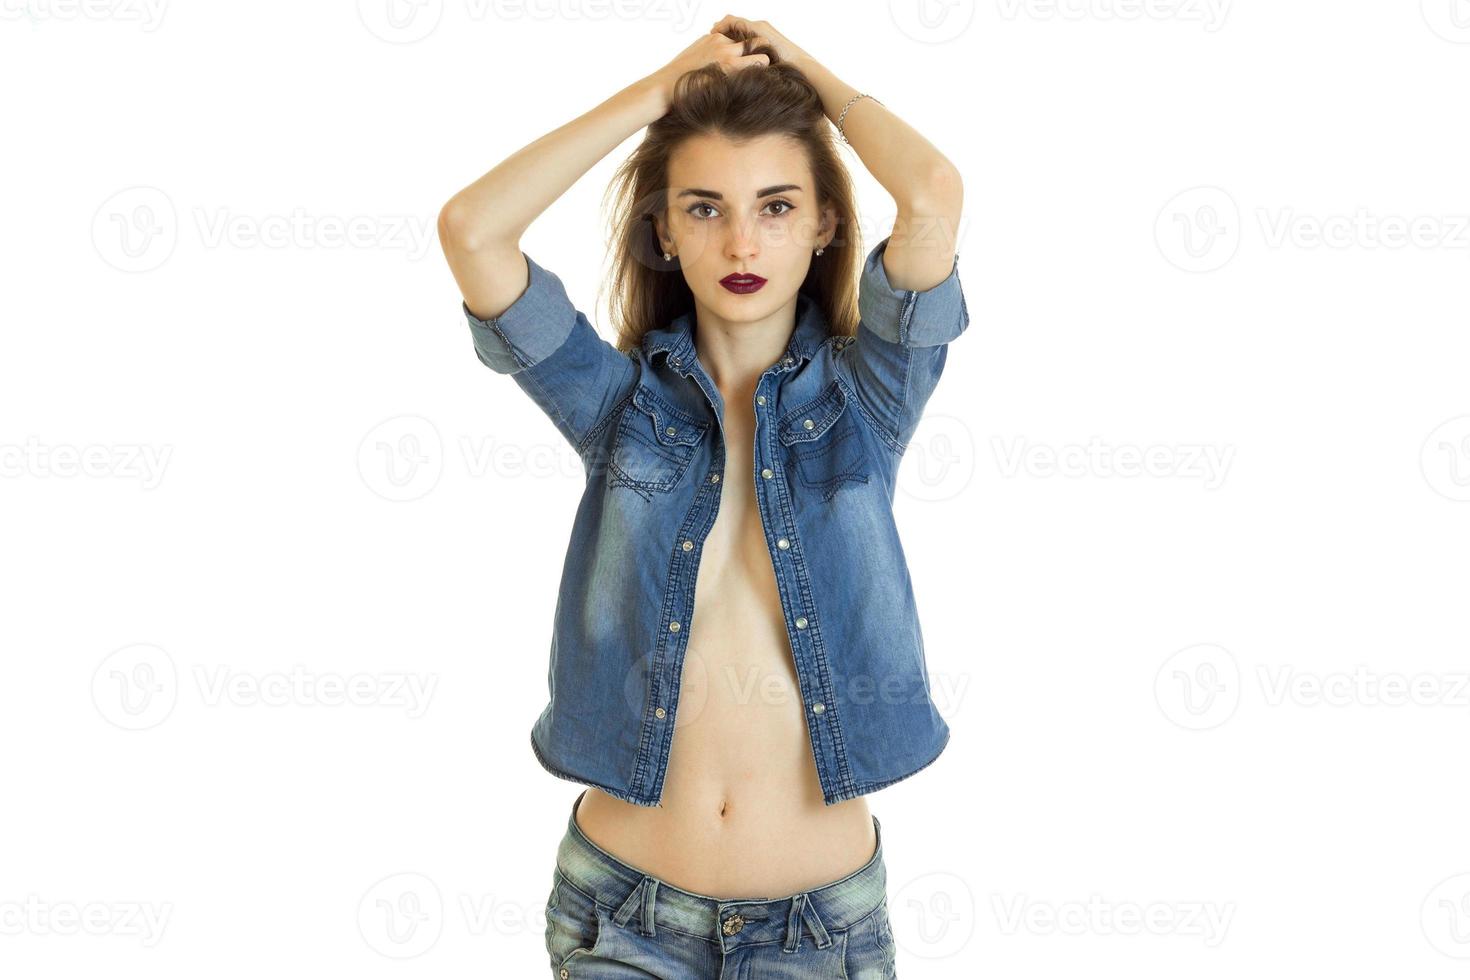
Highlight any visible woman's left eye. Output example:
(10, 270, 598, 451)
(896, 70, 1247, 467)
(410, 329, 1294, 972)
(765, 200, 795, 216)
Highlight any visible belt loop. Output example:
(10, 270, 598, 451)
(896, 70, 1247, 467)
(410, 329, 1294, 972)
(784, 892, 833, 952)
(641, 876, 659, 937)
(612, 876, 659, 938)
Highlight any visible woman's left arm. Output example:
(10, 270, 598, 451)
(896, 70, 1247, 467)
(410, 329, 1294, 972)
(710, 16, 964, 291)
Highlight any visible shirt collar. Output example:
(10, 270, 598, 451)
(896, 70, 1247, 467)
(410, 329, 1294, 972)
(641, 291, 830, 374)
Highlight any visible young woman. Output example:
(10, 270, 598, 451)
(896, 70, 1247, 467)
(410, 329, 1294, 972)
(438, 17, 967, 978)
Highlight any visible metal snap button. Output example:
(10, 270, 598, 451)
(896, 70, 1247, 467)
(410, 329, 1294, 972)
(761, 468, 773, 479)
(756, 395, 766, 405)
(682, 539, 694, 551)
(710, 472, 721, 483)
(655, 706, 666, 718)
(795, 616, 808, 629)
(666, 425, 677, 436)
(812, 702, 825, 714)
(803, 418, 814, 430)
(777, 538, 790, 550)
(722, 912, 746, 935)
(669, 621, 680, 632)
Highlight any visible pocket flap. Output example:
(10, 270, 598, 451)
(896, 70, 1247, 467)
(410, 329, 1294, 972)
(632, 385, 708, 448)
(778, 382, 848, 446)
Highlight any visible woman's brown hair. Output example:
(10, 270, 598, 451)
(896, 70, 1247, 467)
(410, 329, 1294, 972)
(600, 27, 862, 353)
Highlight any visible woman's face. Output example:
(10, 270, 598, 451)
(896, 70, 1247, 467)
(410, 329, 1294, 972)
(657, 132, 834, 323)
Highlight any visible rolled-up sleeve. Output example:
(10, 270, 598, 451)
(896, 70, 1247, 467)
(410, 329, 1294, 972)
(840, 235, 971, 450)
(462, 251, 637, 458)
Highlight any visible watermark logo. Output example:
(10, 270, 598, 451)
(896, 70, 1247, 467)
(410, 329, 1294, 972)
(995, 0, 1231, 31)
(891, 871, 977, 959)
(92, 643, 179, 731)
(1422, 0, 1470, 43)
(1156, 186, 1240, 273)
(890, 0, 977, 44)
(0, 0, 169, 31)
(992, 893, 1235, 945)
(1155, 643, 1240, 730)
(93, 186, 177, 273)
(1422, 873, 1470, 957)
(359, 415, 445, 502)
(0, 895, 173, 946)
(992, 435, 1234, 488)
(0, 437, 173, 488)
(900, 413, 977, 502)
(1421, 415, 1470, 502)
(359, 872, 444, 958)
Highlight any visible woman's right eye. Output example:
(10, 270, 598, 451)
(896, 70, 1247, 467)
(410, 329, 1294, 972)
(687, 203, 718, 219)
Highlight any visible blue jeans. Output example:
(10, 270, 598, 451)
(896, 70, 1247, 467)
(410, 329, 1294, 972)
(543, 790, 898, 978)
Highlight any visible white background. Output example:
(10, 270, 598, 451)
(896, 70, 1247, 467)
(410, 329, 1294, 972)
(3, 1, 1469, 977)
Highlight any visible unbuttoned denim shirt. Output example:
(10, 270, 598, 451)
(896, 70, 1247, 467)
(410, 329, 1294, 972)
(462, 235, 969, 807)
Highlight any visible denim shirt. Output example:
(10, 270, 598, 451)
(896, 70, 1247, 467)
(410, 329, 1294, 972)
(462, 235, 969, 807)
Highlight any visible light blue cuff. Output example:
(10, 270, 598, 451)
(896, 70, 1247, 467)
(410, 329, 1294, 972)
(463, 251, 578, 374)
(856, 235, 969, 347)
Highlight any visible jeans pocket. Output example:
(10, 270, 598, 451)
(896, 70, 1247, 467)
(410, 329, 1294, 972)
(844, 902, 898, 979)
(544, 870, 603, 971)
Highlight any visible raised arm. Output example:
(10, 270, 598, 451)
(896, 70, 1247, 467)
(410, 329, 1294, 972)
(436, 35, 770, 456)
(707, 17, 970, 452)
(437, 35, 772, 322)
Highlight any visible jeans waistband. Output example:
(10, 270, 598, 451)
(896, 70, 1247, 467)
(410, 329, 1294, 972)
(554, 790, 888, 953)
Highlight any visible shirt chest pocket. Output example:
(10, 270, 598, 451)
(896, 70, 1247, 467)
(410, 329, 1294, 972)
(609, 384, 709, 496)
(777, 381, 871, 501)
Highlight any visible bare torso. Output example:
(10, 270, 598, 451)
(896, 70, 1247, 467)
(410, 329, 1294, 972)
(574, 388, 875, 899)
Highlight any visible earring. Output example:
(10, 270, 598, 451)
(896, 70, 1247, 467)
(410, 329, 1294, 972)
(664, 251, 673, 261)
(815, 246, 825, 255)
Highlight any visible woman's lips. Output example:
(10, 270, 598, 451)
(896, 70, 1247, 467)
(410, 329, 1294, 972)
(719, 273, 767, 294)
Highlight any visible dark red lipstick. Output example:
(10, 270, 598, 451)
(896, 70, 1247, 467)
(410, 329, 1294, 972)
(719, 273, 767, 294)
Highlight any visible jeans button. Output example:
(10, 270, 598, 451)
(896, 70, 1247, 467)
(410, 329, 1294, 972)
(722, 912, 745, 935)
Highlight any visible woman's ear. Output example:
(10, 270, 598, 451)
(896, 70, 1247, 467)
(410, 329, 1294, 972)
(650, 211, 672, 254)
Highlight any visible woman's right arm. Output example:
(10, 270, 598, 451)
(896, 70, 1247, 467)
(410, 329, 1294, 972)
(437, 79, 664, 321)
(437, 35, 770, 321)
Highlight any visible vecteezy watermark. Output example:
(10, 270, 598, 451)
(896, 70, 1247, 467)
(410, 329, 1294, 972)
(899, 413, 977, 503)
(1156, 644, 1470, 729)
(1157, 185, 1470, 272)
(357, 0, 703, 44)
(0, 895, 174, 946)
(890, 871, 978, 960)
(0, 0, 169, 30)
(991, 893, 1236, 946)
(889, 0, 977, 44)
(92, 644, 438, 729)
(992, 435, 1235, 489)
(1256, 208, 1470, 251)
(1421, 415, 1470, 502)
(359, 871, 557, 958)
(1422, 872, 1470, 958)
(1257, 665, 1470, 708)
(618, 655, 971, 730)
(1422, 0, 1470, 43)
(1154, 643, 1241, 730)
(995, 0, 1231, 31)
(1155, 186, 1241, 273)
(359, 415, 445, 503)
(358, 412, 589, 503)
(92, 186, 437, 272)
(359, 873, 444, 959)
(92, 186, 177, 273)
(0, 437, 173, 489)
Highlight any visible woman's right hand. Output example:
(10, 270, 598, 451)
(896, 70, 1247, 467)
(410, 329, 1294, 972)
(642, 32, 771, 115)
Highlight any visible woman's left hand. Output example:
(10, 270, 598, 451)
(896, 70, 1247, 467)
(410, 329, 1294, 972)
(709, 15, 812, 70)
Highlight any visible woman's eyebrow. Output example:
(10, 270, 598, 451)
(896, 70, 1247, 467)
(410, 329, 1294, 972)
(676, 184, 803, 200)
